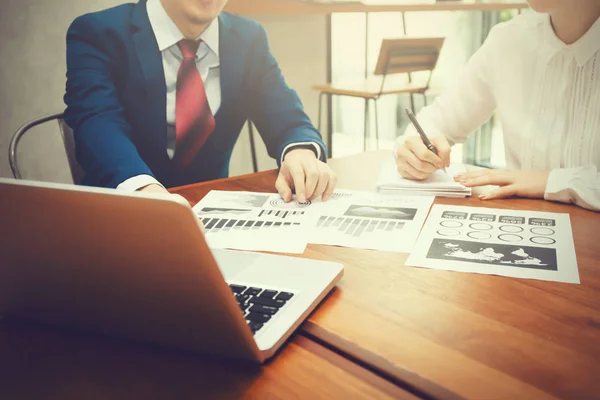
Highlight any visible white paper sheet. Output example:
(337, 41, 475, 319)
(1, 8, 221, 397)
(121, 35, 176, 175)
(406, 205, 580, 284)
(305, 191, 435, 252)
(377, 157, 471, 197)
(193, 190, 435, 254)
(193, 191, 309, 254)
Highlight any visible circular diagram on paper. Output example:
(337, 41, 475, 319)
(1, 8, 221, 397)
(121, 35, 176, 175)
(467, 231, 492, 240)
(269, 198, 311, 209)
(499, 225, 524, 233)
(437, 228, 461, 237)
(530, 227, 555, 236)
(530, 236, 556, 245)
(498, 234, 523, 243)
(469, 222, 493, 231)
(440, 220, 463, 228)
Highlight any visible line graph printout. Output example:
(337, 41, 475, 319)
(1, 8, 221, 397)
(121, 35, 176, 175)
(406, 205, 579, 283)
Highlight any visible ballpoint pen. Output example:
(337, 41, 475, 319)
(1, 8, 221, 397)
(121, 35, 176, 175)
(404, 107, 447, 173)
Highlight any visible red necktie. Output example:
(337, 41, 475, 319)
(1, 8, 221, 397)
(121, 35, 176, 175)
(174, 39, 216, 169)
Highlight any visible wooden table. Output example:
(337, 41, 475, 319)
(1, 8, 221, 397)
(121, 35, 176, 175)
(172, 151, 600, 400)
(0, 317, 416, 399)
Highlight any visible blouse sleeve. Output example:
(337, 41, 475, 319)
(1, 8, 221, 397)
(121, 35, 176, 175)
(545, 166, 600, 212)
(397, 24, 504, 146)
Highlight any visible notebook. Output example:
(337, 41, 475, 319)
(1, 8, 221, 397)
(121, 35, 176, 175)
(376, 157, 472, 198)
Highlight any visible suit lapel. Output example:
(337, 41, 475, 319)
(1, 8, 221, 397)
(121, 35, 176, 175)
(130, 0, 167, 145)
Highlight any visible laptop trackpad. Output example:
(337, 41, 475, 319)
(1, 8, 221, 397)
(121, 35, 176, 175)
(211, 249, 261, 281)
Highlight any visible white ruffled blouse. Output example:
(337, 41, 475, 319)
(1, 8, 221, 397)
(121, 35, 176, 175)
(400, 11, 600, 211)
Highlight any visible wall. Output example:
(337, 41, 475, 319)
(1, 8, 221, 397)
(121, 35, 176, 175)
(0, 0, 327, 182)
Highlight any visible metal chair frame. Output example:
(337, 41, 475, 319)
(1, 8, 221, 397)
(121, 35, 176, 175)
(317, 37, 443, 155)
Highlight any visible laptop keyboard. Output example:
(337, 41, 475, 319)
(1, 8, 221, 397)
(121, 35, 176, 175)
(228, 284, 295, 335)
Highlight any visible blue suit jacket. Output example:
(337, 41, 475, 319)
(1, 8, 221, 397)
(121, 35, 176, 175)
(64, 0, 325, 188)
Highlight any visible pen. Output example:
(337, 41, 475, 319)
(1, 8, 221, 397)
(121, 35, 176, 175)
(404, 107, 447, 173)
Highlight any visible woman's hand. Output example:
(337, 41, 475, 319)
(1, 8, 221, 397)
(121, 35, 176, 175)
(454, 170, 551, 200)
(395, 136, 451, 180)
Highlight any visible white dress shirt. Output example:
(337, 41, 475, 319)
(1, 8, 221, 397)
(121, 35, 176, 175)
(119, 0, 320, 191)
(398, 12, 600, 211)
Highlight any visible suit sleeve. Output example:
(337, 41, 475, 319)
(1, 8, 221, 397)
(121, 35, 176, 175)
(244, 24, 326, 165)
(64, 16, 155, 188)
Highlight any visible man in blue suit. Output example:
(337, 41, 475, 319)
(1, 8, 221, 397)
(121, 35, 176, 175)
(64, 0, 337, 203)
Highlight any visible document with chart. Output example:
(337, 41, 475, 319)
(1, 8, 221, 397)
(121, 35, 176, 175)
(305, 192, 434, 253)
(193, 190, 435, 254)
(192, 191, 310, 254)
(406, 205, 579, 283)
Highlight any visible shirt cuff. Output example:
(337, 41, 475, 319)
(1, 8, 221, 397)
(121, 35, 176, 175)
(281, 142, 322, 164)
(117, 175, 164, 192)
(544, 168, 580, 204)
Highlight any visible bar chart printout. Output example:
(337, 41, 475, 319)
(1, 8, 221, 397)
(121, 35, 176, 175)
(308, 197, 435, 253)
(192, 191, 309, 254)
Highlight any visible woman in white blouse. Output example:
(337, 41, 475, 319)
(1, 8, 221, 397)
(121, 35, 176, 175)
(395, 0, 600, 211)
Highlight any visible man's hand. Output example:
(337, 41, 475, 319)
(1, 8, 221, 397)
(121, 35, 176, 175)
(454, 170, 551, 200)
(139, 184, 205, 233)
(395, 136, 451, 180)
(276, 148, 337, 203)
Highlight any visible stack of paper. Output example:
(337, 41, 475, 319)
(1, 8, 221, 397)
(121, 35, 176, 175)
(377, 157, 471, 198)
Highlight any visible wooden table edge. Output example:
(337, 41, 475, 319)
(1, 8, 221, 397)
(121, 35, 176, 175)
(302, 322, 467, 400)
(294, 334, 423, 399)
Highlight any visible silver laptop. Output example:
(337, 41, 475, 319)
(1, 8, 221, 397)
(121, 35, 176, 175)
(0, 178, 343, 363)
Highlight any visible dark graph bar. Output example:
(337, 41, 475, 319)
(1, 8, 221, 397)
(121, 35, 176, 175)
(340, 218, 352, 232)
(354, 219, 370, 237)
(215, 219, 227, 229)
(346, 219, 360, 235)
(367, 220, 378, 232)
(205, 219, 218, 230)
(226, 220, 237, 228)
